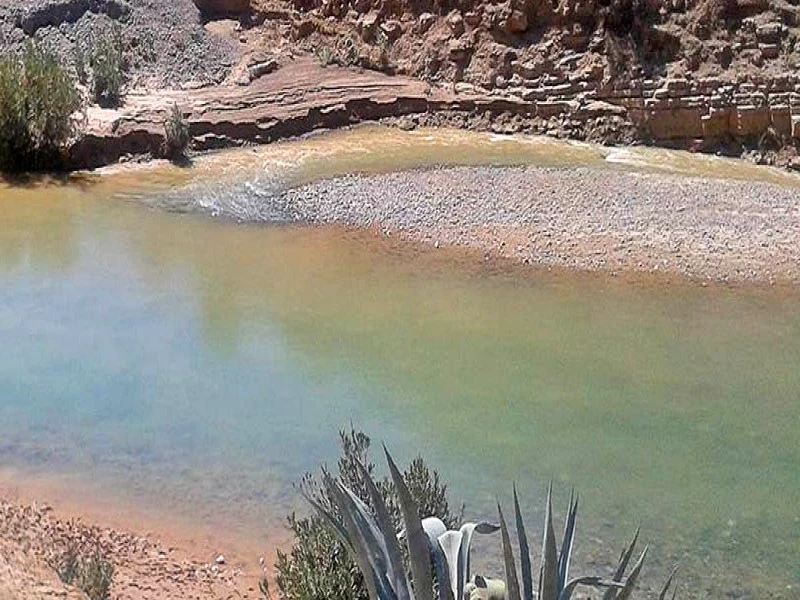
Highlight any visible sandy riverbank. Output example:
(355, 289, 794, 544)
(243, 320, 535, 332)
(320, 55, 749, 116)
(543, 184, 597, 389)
(271, 165, 800, 285)
(0, 472, 277, 600)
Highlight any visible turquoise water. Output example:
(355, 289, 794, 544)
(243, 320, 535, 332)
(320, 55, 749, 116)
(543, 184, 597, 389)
(1, 129, 799, 598)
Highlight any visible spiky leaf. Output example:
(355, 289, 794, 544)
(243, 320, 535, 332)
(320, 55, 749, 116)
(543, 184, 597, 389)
(602, 529, 640, 600)
(459, 521, 500, 592)
(539, 484, 559, 600)
(421, 518, 452, 600)
(557, 493, 578, 591)
(498, 503, 521, 600)
(385, 447, 435, 600)
(658, 565, 679, 600)
(324, 476, 390, 600)
(513, 485, 533, 600)
(558, 577, 624, 600)
(615, 547, 648, 600)
(354, 460, 411, 600)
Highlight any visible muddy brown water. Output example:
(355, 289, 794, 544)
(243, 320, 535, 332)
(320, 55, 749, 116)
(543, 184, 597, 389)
(1, 127, 798, 598)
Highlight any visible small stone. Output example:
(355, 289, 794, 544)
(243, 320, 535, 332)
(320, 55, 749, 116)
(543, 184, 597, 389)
(446, 11, 465, 37)
(248, 58, 279, 80)
(215, 555, 226, 565)
(448, 38, 473, 62)
(418, 12, 435, 33)
(380, 20, 402, 41)
(464, 11, 481, 26)
(358, 10, 380, 39)
(506, 9, 528, 34)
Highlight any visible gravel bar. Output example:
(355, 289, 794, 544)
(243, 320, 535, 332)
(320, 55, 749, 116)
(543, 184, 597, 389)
(278, 165, 800, 284)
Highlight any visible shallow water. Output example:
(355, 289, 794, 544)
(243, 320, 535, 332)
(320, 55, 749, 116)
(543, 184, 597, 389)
(1, 128, 799, 598)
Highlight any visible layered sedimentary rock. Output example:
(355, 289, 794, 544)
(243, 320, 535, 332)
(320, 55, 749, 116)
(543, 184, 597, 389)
(68, 54, 800, 169)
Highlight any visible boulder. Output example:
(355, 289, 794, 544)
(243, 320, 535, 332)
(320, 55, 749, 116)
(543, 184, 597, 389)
(247, 53, 279, 80)
(446, 11, 465, 37)
(448, 37, 473, 62)
(380, 20, 402, 40)
(759, 43, 780, 59)
(418, 12, 435, 33)
(18, 0, 130, 35)
(464, 10, 482, 26)
(505, 9, 528, 33)
(756, 22, 781, 43)
(193, 0, 251, 17)
(358, 11, 380, 39)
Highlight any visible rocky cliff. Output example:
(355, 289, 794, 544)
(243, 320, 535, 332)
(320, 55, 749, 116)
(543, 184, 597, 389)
(235, 0, 800, 163)
(4, 0, 800, 167)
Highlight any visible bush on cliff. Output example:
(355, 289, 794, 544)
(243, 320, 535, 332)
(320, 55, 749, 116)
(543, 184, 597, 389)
(162, 103, 191, 160)
(91, 26, 126, 107)
(0, 41, 81, 173)
(274, 428, 461, 600)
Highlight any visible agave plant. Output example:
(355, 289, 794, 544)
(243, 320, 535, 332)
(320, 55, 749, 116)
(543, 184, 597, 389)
(306, 446, 678, 600)
(499, 484, 678, 600)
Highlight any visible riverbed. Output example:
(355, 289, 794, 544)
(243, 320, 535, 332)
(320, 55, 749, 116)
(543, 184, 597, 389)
(1, 127, 799, 599)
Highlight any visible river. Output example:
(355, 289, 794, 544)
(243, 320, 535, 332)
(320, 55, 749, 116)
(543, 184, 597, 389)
(1, 126, 798, 598)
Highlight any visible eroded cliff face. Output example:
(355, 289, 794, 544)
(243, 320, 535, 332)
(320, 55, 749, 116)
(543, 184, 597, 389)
(220, 0, 800, 162)
(263, 0, 800, 84)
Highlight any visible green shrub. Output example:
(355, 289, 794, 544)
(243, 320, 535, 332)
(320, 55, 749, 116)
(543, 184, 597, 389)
(50, 544, 114, 600)
(162, 103, 190, 160)
(314, 37, 362, 68)
(274, 428, 461, 600)
(316, 45, 335, 67)
(91, 27, 126, 107)
(0, 40, 81, 173)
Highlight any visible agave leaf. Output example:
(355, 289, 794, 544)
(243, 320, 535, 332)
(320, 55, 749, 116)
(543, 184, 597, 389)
(498, 503, 522, 600)
(325, 476, 393, 600)
(474, 522, 500, 534)
(539, 483, 559, 600)
(354, 460, 412, 600)
(333, 481, 400, 600)
(615, 546, 648, 600)
(658, 565, 679, 600)
(558, 577, 624, 600)
(438, 530, 462, 600)
(385, 446, 435, 600)
(434, 521, 498, 600)
(459, 521, 500, 593)
(421, 517, 448, 542)
(299, 485, 353, 552)
(421, 518, 452, 600)
(512, 484, 533, 600)
(602, 528, 639, 600)
(557, 492, 578, 591)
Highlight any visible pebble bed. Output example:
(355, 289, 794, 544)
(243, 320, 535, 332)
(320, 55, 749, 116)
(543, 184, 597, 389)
(274, 165, 800, 284)
(0, 498, 247, 600)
